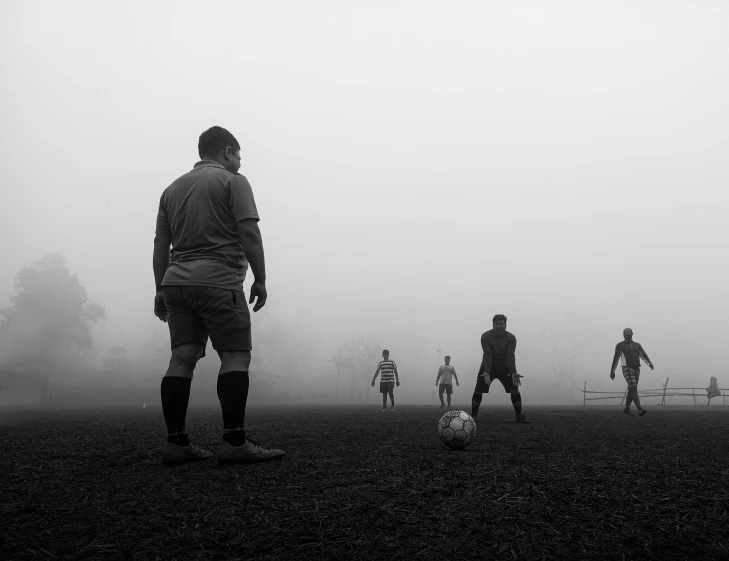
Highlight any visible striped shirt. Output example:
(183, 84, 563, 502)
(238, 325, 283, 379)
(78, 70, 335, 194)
(378, 360, 397, 383)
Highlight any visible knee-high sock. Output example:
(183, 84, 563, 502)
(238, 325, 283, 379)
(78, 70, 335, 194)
(511, 392, 522, 415)
(217, 371, 249, 445)
(161, 376, 192, 445)
(471, 393, 483, 416)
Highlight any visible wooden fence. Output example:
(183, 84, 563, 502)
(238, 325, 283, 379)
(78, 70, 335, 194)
(582, 377, 727, 406)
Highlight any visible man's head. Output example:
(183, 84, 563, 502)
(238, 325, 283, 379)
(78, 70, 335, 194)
(382, 349, 389, 359)
(623, 328, 633, 341)
(198, 126, 241, 173)
(492, 314, 507, 335)
(445, 355, 451, 365)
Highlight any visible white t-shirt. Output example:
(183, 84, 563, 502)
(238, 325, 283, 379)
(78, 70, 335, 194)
(438, 365, 456, 385)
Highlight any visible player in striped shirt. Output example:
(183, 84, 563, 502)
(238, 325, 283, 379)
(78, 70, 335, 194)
(610, 327, 654, 416)
(371, 349, 400, 411)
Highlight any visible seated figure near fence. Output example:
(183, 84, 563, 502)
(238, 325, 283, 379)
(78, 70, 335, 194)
(610, 327, 654, 416)
(707, 377, 721, 404)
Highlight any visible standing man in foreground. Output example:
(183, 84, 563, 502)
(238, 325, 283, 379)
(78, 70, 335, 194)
(471, 315, 528, 423)
(610, 327, 654, 416)
(153, 126, 285, 465)
(435, 355, 459, 408)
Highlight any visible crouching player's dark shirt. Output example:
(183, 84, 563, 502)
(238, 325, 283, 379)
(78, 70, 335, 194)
(479, 330, 517, 376)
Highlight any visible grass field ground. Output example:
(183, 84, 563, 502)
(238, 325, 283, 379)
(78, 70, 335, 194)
(2, 404, 728, 560)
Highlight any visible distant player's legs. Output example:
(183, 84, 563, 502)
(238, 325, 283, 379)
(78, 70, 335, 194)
(382, 391, 387, 410)
(388, 388, 395, 409)
(447, 390, 452, 408)
(439, 385, 446, 407)
(629, 386, 644, 414)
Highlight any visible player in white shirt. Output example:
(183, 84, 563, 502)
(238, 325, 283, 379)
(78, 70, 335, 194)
(435, 355, 459, 409)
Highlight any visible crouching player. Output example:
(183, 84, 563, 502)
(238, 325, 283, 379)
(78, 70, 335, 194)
(471, 314, 528, 423)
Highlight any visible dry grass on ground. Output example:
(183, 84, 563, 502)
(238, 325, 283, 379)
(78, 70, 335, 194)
(1, 404, 728, 560)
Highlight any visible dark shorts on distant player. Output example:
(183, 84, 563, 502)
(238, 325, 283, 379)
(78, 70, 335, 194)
(439, 383, 453, 395)
(380, 381, 395, 394)
(622, 366, 640, 389)
(474, 371, 516, 394)
(163, 285, 251, 357)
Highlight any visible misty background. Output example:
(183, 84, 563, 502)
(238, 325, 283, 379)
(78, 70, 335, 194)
(1, 1, 727, 408)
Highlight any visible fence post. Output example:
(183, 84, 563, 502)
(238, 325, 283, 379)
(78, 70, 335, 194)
(661, 377, 669, 406)
(583, 381, 586, 406)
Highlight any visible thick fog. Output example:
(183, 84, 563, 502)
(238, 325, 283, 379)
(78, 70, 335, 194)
(1, 1, 727, 407)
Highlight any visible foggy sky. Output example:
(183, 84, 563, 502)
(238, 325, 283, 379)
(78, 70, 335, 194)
(1, 1, 727, 400)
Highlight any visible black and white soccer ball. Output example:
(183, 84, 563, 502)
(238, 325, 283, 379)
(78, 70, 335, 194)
(438, 410, 476, 449)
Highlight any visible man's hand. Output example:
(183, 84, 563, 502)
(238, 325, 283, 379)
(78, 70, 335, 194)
(154, 290, 167, 322)
(249, 282, 267, 312)
(610, 371, 615, 380)
(456, 382, 459, 386)
(396, 381, 400, 387)
(511, 373, 524, 387)
(649, 365, 654, 371)
(371, 381, 375, 387)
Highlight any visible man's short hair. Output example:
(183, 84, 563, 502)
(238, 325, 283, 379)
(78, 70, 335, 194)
(382, 349, 389, 354)
(445, 355, 451, 360)
(492, 314, 507, 324)
(198, 126, 241, 159)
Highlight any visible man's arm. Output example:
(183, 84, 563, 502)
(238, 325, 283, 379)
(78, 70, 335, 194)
(237, 218, 267, 312)
(394, 362, 400, 385)
(610, 345, 621, 378)
(506, 334, 517, 374)
(435, 366, 442, 385)
(453, 370, 459, 386)
(638, 344, 654, 370)
(371, 364, 380, 385)
(478, 332, 489, 377)
(153, 235, 171, 292)
(152, 234, 171, 322)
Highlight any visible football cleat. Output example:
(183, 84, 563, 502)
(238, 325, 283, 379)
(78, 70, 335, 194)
(217, 439, 285, 464)
(161, 443, 213, 465)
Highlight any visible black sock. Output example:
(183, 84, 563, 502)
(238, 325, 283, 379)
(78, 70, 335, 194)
(471, 393, 483, 417)
(511, 392, 522, 416)
(217, 371, 249, 446)
(161, 376, 192, 446)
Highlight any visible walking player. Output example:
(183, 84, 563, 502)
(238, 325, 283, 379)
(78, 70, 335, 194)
(471, 315, 528, 423)
(435, 355, 459, 408)
(610, 327, 654, 416)
(154, 126, 285, 464)
(371, 350, 400, 411)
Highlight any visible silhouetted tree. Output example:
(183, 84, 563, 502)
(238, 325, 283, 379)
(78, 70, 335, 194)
(0, 253, 106, 380)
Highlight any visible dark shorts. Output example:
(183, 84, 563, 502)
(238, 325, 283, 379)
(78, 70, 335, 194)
(380, 381, 395, 394)
(439, 383, 453, 395)
(163, 285, 251, 357)
(474, 371, 516, 394)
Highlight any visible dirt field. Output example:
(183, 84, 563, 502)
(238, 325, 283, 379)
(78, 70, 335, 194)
(2, 404, 728, 560)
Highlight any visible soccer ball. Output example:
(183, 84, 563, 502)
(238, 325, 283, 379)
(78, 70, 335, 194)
(438, 410, 476, 449)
